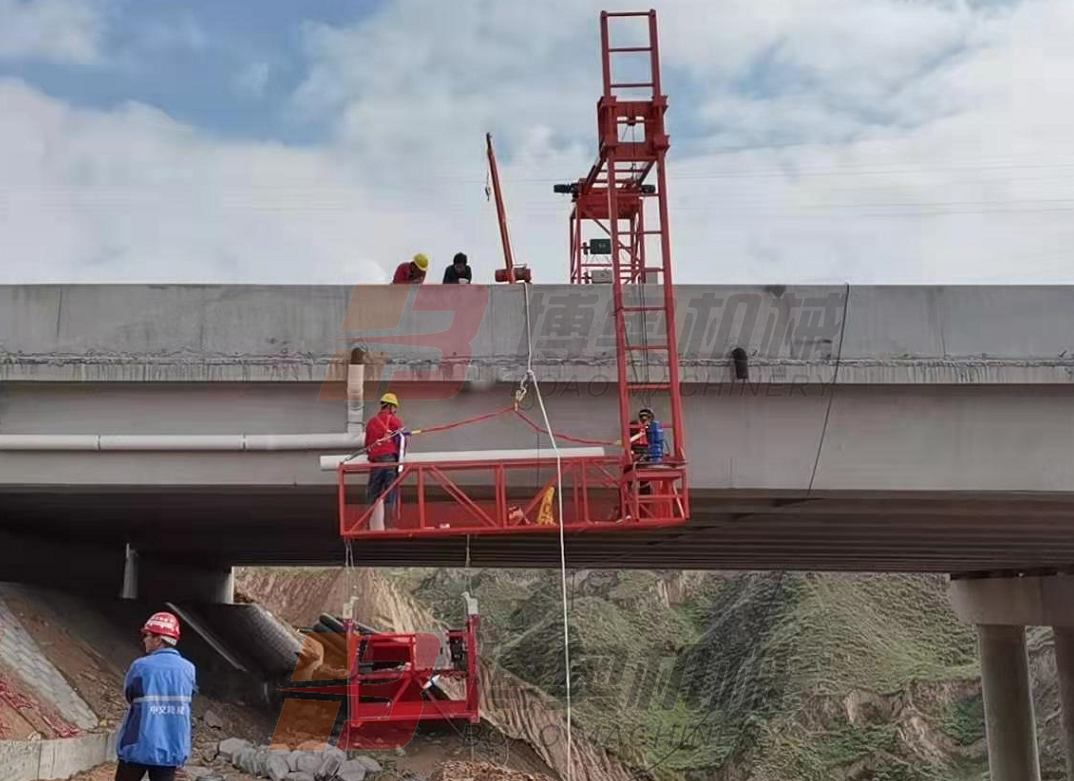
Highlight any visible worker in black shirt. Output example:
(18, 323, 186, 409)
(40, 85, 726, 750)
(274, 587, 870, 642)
(443, 252, 472, 284)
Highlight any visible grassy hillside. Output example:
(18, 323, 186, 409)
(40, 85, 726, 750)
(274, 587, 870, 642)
(392, 569, 1013, 781)
(235, 565, 1067, 780)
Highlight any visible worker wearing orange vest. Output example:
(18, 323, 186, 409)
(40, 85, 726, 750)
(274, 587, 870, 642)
(366, 393, 409, 508)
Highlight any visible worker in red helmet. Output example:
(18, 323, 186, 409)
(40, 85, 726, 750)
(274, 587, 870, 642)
(114, 611, 197, 781)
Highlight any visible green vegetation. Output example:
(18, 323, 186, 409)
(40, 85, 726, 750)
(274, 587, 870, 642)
(392, 569, 1004, 780)
(942, 695, 985, 747)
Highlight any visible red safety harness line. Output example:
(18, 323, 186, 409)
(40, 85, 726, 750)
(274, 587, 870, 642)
(350, 404, 617, 460)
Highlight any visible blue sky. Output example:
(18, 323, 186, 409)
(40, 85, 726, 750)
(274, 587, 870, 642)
(1, 0, 1072, 284)
(0, 0, 385, 142)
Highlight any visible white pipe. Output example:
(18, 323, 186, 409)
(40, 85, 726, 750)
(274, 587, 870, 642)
(0, 433, 365, 452)
(347, 350, 365, 436)
(320, 446, 607, 471)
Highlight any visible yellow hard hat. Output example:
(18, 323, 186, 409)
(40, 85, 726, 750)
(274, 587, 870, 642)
(380, 392, 399, 407)
(412, 254, 429, 271)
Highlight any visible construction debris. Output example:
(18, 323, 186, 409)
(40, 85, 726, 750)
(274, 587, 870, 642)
(215, 739, 386, 781)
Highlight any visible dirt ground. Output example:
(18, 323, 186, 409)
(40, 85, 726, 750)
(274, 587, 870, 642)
(430, 761, 555, 781)
(62, 758, 550, 781)
(55, 764, 263, 781)
(9, 575, 562, 781)
(0, 583, 277, 759)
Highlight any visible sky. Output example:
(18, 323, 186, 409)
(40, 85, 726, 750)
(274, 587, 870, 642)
(1, 0, 1073, 285)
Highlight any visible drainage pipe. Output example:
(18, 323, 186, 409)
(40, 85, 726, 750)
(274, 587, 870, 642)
(320, 446, 608, 471)
(0, 433, 364, 451)
(347, 348, 365, 436)
(2, 350, 370, 452)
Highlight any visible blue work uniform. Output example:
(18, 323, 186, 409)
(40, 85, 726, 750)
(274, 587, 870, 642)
(116, 648, 197, 768)
(646, 420, 665, 463)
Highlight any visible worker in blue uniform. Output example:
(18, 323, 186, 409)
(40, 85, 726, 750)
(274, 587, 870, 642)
(115, 611, 197, 781)
(637, 407, 665, 464)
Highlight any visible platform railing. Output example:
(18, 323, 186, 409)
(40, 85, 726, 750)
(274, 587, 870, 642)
(337, 453, 688, 539)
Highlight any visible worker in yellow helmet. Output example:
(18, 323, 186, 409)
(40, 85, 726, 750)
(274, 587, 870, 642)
(365, 393, 409, 513)
(392, 254, 429, 284)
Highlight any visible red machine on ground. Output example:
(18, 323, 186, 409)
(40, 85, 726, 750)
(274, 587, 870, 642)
(339, 603, 480, 748)
(334, 9, 688, 741)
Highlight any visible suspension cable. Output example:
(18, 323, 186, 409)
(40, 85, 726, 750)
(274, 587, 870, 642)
(522, 281, 573, 781)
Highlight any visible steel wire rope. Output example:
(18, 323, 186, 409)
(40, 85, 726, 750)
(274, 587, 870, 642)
(521, 280, 574, 781)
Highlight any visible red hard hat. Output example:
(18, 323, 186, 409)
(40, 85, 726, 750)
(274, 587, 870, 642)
(142, 611, 181, 641)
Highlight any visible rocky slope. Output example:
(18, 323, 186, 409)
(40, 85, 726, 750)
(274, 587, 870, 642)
(238, 567, 1070, 781)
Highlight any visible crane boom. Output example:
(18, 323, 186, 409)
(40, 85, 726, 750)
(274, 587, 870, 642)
(487, 133, 531, 283)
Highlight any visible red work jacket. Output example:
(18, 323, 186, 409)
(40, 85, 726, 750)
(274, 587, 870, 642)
(366, 409, 404, 459)
(392, 262, 425, 283)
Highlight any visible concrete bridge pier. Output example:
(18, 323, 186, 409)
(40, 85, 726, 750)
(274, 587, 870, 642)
(122, 546, 235, 605)
(975, 624, 1040, 780)
(949, 574, 1074, 781)
(1054, 627, 1074, 780)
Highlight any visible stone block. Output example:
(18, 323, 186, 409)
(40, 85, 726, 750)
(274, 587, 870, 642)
(284, 750, 303, 772)
(37, 735, 111, 779)
(316, 751, 343, 780)
(355, 755, 382, 774)
(295, 752, 323, 775)
(233, 745, 258, 772)
(0, 740, 42, 780)
(218, 737, 252, 763)
(267, 753, 292, 781)
(338, 759, 368, 781)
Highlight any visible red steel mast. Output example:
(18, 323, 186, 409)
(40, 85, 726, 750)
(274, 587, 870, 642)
(556, 9, 688, 516)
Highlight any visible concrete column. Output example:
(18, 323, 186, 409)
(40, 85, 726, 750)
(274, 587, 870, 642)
(1053, 627, 1074, 779)
(120, 544, 138, 599)
(978, 624, 1040, 781)
(133, 553, 235, 604)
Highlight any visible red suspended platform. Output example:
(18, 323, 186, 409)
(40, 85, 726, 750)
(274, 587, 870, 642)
(332, 448, 688, 539)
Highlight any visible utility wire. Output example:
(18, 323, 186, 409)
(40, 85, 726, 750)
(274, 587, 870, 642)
(808, 282, 850, 493)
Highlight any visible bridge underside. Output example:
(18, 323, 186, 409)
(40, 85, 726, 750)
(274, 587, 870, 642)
(5, 487, 1074, 573)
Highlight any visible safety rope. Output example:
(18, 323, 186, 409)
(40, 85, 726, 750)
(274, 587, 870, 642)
(511, 410, 617, 447)
(522, 281, 573, 781)
(343, 404, 617, 465)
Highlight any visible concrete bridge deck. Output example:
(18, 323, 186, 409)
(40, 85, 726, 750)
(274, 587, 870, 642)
(0, 283, 1072, 574)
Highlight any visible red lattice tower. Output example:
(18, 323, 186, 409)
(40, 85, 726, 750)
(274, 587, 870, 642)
(556, 9, 688, 513)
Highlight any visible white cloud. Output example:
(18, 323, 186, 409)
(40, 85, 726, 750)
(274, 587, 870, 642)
(285, 0, 1074, 284)
(1, 0, 1073, 285)
(0, 0, 105, 64)
(233, 61, 270, 100)
(0, 79, 387, 283)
